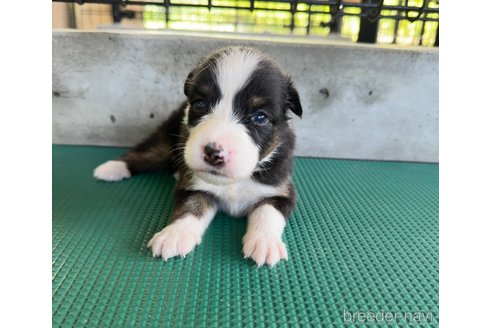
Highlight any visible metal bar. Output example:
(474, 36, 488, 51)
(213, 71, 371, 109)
(111, 3, 121, 23)
(419, 21, 426, 46)
(289, 0, 297, 33)
(152, 14, 437, 28)
(52, 2, 439, 21)
(326, 0, 341, 33)
(391, 2, 400, 44)
(164, 0, 170, 27)
(434, 25, 439, 47)
(67, 2, 77, 28)
(357, 0, 381, 43)
(52, 0, 439, 40)
(306, 4, 311, 35)
(52, 0, 439, 14)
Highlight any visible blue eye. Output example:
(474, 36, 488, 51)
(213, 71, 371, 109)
(192, 99, 208, 111)
(251, 110, 269, 126)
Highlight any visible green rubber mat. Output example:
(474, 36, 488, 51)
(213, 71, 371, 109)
(53, 145, 438, 327)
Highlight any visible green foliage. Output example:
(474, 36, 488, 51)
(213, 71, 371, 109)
(142, 0, 438, 46)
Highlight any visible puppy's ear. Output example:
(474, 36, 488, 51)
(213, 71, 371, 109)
(184, 70, 194, 97)
(286, 81, 303, 118)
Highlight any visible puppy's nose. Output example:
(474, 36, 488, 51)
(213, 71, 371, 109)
(203, 142, 225, 167)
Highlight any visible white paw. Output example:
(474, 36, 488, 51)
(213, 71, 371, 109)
(242, 233, 288, 267)
(94, 160, 131, 181)
(243, 204, 288, 267)
(148, 219, 202, 260)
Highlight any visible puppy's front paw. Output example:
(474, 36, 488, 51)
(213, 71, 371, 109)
(243, 204, 288, 268)
(148, 220, 202, 260)
(242, 233, 288, 268)
(94, 160, 130, 181)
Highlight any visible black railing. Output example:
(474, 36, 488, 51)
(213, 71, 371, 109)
(52, 0, 439, 47)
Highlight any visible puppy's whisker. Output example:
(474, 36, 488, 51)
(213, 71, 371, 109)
(168, 146, 186, 154)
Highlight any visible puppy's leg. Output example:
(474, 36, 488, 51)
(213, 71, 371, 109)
(243, 195, 295, 267)
(93, 129, 171, 181)
(94, 106, 186, 181)
(148, 191, 217, 260)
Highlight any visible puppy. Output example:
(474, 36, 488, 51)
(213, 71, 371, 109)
(94, 46, 302, 267)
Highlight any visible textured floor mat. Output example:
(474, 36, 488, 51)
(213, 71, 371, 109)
(53, 145, 438, 327)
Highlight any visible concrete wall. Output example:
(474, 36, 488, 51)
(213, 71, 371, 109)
(53, 30, 438, 162)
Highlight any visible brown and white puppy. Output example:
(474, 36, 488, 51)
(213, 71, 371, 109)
(94, 46, 302, 267)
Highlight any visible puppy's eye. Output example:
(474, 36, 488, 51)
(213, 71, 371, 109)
(192, 99, 208, 111)
(251, 110, 269, 126)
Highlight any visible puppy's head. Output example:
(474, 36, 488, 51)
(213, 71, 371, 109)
(183, 46, 302, 184)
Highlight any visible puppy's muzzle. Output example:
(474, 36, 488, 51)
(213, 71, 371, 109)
(203, 142, 225, 167)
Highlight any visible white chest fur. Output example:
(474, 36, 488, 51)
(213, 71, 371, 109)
(191, 175, 279, 217)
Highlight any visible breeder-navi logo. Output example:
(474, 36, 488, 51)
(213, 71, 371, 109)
(343, 309, 434, 325)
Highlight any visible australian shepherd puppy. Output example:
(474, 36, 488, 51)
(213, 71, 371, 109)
(94, 46, 303, 267)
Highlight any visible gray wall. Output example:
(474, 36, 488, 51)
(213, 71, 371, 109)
(53, 30, 438, 162)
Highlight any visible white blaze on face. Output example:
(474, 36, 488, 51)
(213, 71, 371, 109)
(184, 48, 264, 182)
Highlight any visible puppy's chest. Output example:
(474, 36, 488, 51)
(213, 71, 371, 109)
(191, 177, 279, 217)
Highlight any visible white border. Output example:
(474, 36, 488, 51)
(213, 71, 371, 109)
(1, 2, 51, 327)
(440, 1, 492, 327)
(3, 1, 492, 326)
